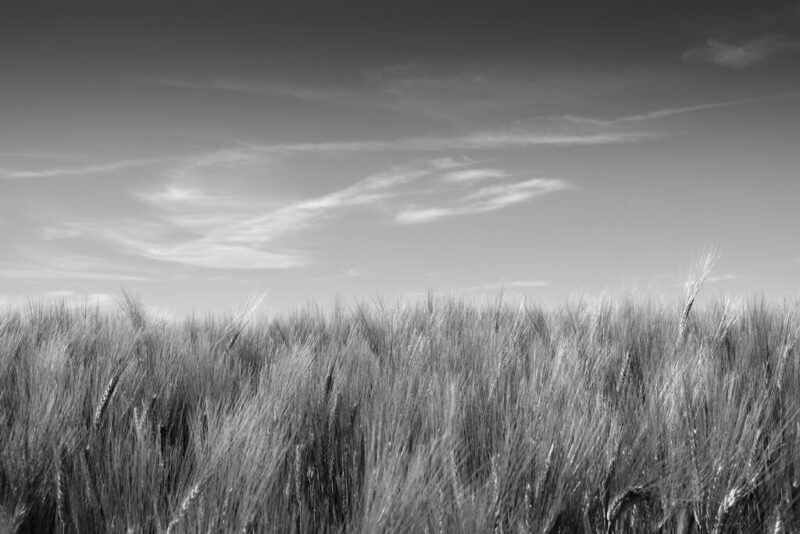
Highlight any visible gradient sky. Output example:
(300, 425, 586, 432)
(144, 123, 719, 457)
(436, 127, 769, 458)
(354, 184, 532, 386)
(1, 1, 799, 315)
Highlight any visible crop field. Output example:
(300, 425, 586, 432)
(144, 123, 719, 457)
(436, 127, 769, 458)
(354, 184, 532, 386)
(1, 285, 799, 533)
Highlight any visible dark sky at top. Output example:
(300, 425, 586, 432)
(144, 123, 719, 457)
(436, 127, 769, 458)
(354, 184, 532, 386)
(4, 1, 799, 73)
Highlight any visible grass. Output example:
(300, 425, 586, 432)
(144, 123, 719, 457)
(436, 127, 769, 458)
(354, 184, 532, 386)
(0, 287, 799, 532)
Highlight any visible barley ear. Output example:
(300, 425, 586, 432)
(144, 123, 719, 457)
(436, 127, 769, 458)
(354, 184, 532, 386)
(711, 485, 747, 534)
(118, 289, 147, 330)
(605, 485, 649, 534)
(490, 453, 503, 534)
(9, 501, 30, 533)
(54, 445, 68, 531)
(166, 482, 203, 534)
(92, 374, 121, 434)
(677, 248, 718, 346)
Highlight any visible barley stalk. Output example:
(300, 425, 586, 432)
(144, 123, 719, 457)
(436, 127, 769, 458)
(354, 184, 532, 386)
(536, 443, 555, 497)
(615, 351, 632, 398)
(221, 293, 265, 358)
(771, 503, 786, 534)
(776, 344, 792, 391)
(448, 449, 464, 516)
(10, 502, 30, 533)
(294, 443, 305, 507)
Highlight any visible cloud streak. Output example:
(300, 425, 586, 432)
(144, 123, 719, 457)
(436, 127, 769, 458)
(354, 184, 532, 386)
(0, 254, 149, 281)
(441, 168, 508, 183)
(0, 266, 147, 281)
(396, 178, 570, 223)
(683, 35, 800, 68)
(1, 126, 651, 182)
(243, 130, 653, 154)
(0, 157, 158, 180)
(563, 94, 799, 127)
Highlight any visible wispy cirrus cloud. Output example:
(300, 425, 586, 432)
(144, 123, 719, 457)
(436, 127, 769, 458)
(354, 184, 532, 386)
(1, 125, 650, 182)
(0, 157, 158, 180)
(49, 152, 569, 269)
(9, 94, 666, 270)
(147, 66, 576, 122)
(683, 35, 800, 68)
(0, 123, 634, 202)
(560, 93, 799, 127)
(396, 178, 570, 224)
(441, 168, 508, 183)
(0, 253, 149, 281)
(0, 265, 147, 282)
(49, 218, 308, 270)
(54, 160, 445, 270)
(240, 129, 652, 154)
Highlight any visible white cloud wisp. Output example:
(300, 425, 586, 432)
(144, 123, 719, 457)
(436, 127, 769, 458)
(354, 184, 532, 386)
(683, 35, 800, 68)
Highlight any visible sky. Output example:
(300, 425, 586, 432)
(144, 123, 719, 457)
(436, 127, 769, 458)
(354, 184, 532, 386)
(1, 1, 799, 315)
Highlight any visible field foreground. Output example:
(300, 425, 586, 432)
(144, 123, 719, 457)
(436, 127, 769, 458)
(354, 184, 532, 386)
(1, 293, 799, 533)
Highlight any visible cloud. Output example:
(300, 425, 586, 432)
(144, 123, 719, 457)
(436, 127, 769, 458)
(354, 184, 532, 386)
(57, 160, 440, 270)
(429, 156, 475, 169)
(149, 67, 574, 123)
(441, 168, 507, 183)
(18, 104, 646, 270)
(396, 178, 571, 224)
(241, 129, 651, 155)
(0, 266, 147, 281)
(683, 35, 799, 68)
(0, 254, 149, 281)
(405, 131, 655, 151)
(1, 126, 650, 184)
(53, 151, 570, 269)
(562, 93, 800, 127)
(47, 218, 308, 270)
(0, 157, 158, 180)
(394, 208, 452, 224)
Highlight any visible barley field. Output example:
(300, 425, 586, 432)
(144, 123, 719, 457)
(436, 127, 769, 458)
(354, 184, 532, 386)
(1, 286, 799, 533)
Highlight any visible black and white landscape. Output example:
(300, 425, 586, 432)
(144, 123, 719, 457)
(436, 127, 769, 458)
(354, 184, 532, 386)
(1, 1, 799, 532)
